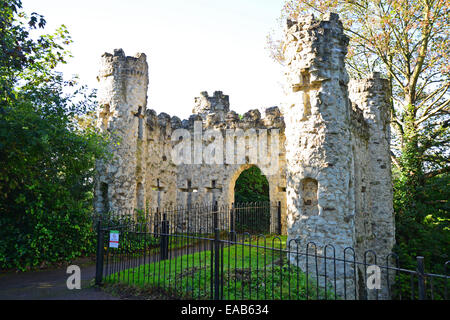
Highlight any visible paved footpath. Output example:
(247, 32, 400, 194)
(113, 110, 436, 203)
(0, 259, 118, 300)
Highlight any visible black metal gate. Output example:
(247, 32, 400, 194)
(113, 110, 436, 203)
(94, 201, 282, 298)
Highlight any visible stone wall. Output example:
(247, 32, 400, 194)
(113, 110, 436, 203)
(95, 62, 288, 232)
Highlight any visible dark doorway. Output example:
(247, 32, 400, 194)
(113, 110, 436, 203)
(233, 166, 270, 234)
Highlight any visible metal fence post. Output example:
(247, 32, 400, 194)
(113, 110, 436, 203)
(230, 203, 234, 233)
(160, 213, 169, 260)
(211, 201, 221, 299)
(214, 227, 220, 300)
(213, 201, 218, 230)
(154, 207, 159, 235)
(230, 203, 236, 242)
(95, 220, 105, 285)
(277, 201, 282, 235)
(417, 256, 426, 300)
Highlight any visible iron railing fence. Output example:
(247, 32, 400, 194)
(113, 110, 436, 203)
(92, 201, 282, 236)
(94, 204, 449, 300)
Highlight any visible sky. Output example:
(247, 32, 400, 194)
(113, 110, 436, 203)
(22, 0, 286, 119)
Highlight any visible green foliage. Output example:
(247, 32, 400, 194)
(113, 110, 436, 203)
(393, 169, 449, 299)
(234, 167, 271, 233)
(234, 166, 270, 203)
(391, 111, 449, 299)
(0, 1, 109, 271)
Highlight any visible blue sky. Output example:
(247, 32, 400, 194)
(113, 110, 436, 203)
(22, 0, 286, 119)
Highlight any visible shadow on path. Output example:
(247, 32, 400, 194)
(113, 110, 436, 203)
(0, 239, 213, 300)
(0, 259, 118, 300)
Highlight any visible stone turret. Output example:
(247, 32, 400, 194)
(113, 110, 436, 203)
(95, 49, 149, 214)
(192, 91, 230, 119)
(282, 13, 395, 299)
(349, 73, 395, 299)
(283, 13, 356, 297)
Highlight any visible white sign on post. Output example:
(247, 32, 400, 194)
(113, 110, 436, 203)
(109, 230, 119, 248)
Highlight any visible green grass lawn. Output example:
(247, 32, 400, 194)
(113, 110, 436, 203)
(104, 235, 337, 300)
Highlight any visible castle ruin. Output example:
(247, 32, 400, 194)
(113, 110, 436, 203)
(94, 13, 395, 299)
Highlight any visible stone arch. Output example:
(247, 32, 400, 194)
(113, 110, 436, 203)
(227, 164, 270, 205)
(233, 165, 270, 203)
(225, 164, 287, 234)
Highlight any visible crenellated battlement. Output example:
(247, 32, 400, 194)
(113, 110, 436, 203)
(192, 90, 230, 116)
(145, 103, 284, 134)
(96, 49, 148, 135)
(284, 13, 349, 92)
(98, 49, 148, 79)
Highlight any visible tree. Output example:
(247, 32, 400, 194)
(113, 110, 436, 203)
(0, 0, 109, 271)
(234, 166, 270, 203)
(267, 0, 449, 297)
